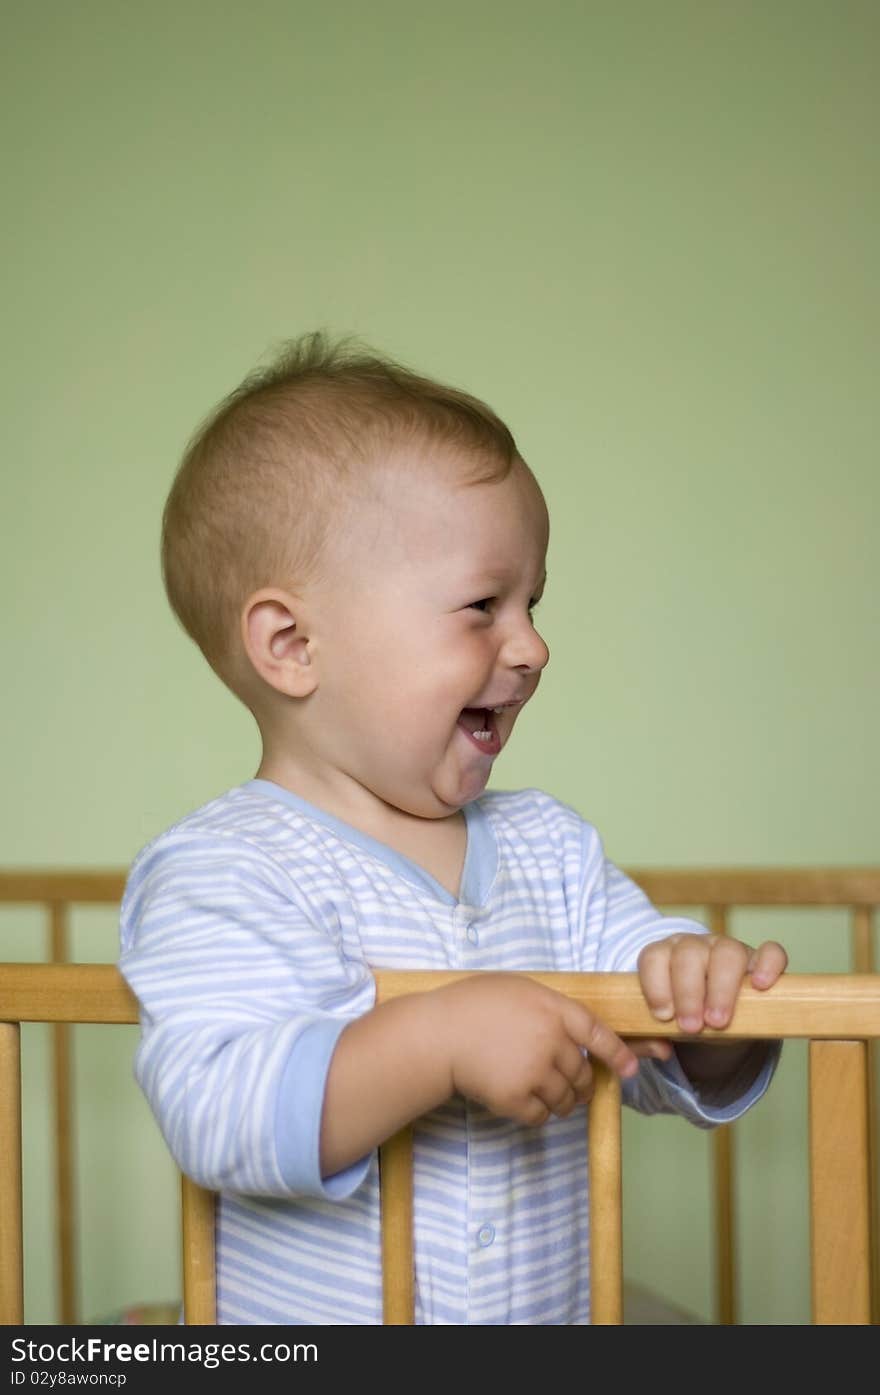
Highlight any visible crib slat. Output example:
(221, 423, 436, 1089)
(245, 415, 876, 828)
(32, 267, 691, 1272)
(0, 1023, 24, 1325)
(809, 1040, 871, 1323)
(181, 1176, 216, 1324)
(588, 1064, 622, 1324)
(850, 907, 878, 1324)
(49, 902, 77, 1326)
(708, 904, 737, 1327)
(380, 1127, 415, 1324)
(851, 905, 875, 974)
(712, 1127, 736, 1326)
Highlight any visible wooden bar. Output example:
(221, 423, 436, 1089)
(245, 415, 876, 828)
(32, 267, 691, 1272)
(181, 1176, 216, 1324)
(380, 1127, 415, 1324)
(628, 868, 880, 907)
(588, 1064, 622, 1323)
(809, 1041, 871, 1323)
(3, 867, 879, 908)
(708, 905, 736, 1327)
(851, 906, 875, 975)
(869, 1040, 879, 1328)
(1, 964, 877, 1037)
(49, 903, 76, 1325)
(712, 1128, 736, 1326)
(708, 906, 729, 938)
(0, 964, 139, 1023)
(374, 971, 880, 1039)
(0, 1023, 24, 1325)
(0, 873, 127, 904)
(850, 907, 878, 1324)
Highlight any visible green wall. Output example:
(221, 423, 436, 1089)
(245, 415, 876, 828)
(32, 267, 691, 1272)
(2, 1, 877, 1324)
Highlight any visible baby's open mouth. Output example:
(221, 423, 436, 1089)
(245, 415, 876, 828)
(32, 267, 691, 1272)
(456, 707, 501, 755)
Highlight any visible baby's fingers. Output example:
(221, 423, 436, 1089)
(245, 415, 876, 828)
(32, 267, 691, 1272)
(534, 1068, 584, 1119)
(703, 937, 752, 1028)
(563, 1000, 639, 1080)
(637, 939, 676, 1024)
(747, 940, 788, 989)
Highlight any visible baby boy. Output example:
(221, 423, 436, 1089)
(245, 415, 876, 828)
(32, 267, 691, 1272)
(119, 332, 785, 1324)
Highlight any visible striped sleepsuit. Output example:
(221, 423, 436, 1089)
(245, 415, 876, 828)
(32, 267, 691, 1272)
(119, 779, 777, 1324)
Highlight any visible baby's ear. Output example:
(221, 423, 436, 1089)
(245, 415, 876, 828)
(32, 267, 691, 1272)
(241, 591, 317, 697)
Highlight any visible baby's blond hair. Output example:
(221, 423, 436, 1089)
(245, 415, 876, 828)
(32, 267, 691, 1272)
(161, 331, 518, 702)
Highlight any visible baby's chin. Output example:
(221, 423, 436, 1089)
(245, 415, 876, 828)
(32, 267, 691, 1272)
(378, 769, 486, 820)
(431, 762, 493, 812)
(373, 737, 497, 817)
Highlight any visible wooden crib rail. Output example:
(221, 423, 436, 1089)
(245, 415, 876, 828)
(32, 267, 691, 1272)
(1, 965, 878, 1326)
(628, 867, 878, 1322)
(374, 971, 879, 1326)
(1, 866, 877, 1325)
(1, 963, 878, 1032)
(0, 871, 125, 1324)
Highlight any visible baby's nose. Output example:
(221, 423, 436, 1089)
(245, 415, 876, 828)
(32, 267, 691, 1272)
(510, 626, 550, 674)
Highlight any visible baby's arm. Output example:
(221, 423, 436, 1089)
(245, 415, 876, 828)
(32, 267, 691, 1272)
(121, 833, 643, 1195)
(320, 973, 641, 1177)
(119, 833, 382, 1198)
(572, 825, 785, 1120)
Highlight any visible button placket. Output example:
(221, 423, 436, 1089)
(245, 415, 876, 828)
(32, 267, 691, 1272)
(453, 904, 481, 953)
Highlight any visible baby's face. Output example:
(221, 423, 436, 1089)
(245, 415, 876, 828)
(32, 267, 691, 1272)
(304, 447, 550, 819)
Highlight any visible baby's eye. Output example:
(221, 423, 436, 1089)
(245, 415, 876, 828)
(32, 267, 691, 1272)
(466, 598, 539, 616)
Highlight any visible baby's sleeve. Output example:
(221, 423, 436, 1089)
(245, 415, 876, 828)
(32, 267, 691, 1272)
(576, 822, 711, 974)
(575, 820, 780, 1127)
(119, 830, 375, 1199)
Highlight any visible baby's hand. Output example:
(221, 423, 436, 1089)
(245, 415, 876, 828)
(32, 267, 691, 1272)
(637, 932, 788, 1035)
(434, 972, 640, 1127)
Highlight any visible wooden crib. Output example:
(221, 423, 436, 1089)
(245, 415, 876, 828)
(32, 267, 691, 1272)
(1, 868, 878, 1326)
